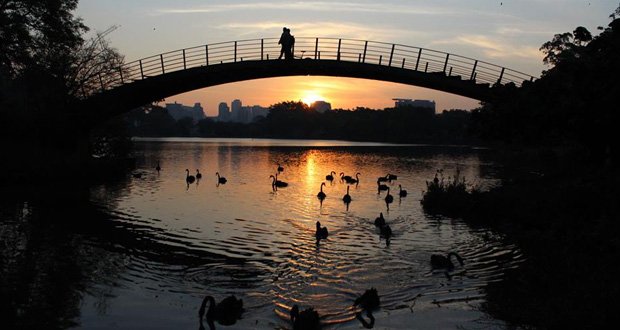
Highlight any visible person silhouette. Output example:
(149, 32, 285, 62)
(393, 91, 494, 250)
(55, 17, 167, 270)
(287, 29, 295, 59)
(278, 27, 291, 60)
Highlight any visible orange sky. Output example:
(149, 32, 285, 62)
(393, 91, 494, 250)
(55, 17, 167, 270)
(163, 76, 482, 116)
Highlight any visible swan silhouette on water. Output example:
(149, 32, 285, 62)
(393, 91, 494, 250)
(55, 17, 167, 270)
(290, 305, 320, 330)
(277, 163, 284, 172)
(387, 173, 398, 181)
(216, 172, 227, 184)
(380, 224, 392, 239)
(345, 172, 360, 184)
(374, 213, 386, 227)
(340, 172, 353, 181)
(377, 180, 388, 193)
(270, 174, 288, 188)
(196, 169, 202, 179)
(385, 187, 394, 205)
(431, 252, 464, 269)
(315, 221, 328, 239)
(198, 295, 244, 329)
(325, 171, 336, 181)
(156, 161, 161, 172)
(342, 185, 352, 203)
(398, 184, 407, 197)
(377, 174, 389, 182)
(186, 169, 196, 184)
(317, 182, 326, 199)
(354, 287, 380, 311)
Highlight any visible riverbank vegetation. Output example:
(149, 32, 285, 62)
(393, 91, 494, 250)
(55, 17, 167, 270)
(422, 7, 620, 329)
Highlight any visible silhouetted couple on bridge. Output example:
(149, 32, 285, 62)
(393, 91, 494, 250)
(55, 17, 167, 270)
(278, 27, 295, 60)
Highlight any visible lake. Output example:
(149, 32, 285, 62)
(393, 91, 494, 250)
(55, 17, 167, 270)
(0, 138, 523, 329)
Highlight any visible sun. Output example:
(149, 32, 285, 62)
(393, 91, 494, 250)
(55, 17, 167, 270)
(301, 93, 324, 106)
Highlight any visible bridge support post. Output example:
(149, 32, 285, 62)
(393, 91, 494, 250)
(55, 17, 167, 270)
(139, 60, 144, 79)
(261, 39, 264, 60)
(160, 54, 165, 74)
(415, 48, 422, 71)
(470, 60, 478, 80)
(205, 45, 209, 65)
(379, 55, 382, 65)
(402, 58, 406, 68)
(337, 39, 342, 61)
(234, 41, 237, 62)
(443, 53, 450, 73)
(314, 38, 319, 59)
(362, 41, 368, 63)
(497, 67, 505, 84)
(183, 49, 187, 70)
(388, 44, 395, 66)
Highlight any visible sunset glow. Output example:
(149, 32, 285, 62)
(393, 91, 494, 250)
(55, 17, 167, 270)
(301, 93, 325, 106)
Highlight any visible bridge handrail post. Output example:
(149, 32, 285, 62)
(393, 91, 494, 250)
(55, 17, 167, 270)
(424, 62, 428, 72)
(443, 53, 450, 73)
(183, 49, 187, 70)
(205, 45, 209, 66)
(402, 58, 406, 68)
(261, 39, 264, 61)
(234, 41, 237, 62)
(337, 39, 342, 61)
(449, 67, 453, 76)
(470, 60, 478, 80)
(362, 40, 368, 63)
(388, 44, 395, 66)
(160, 54, 165, 74)
(379, 55, 382, 65)
(497, 67, 505, 84)
(139, 60, 144, 79)
(415, 48, 422, 71)
(314, 38, 319, 59)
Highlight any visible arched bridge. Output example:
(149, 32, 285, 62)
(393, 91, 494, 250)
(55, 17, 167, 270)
(79, 37, 537, 124)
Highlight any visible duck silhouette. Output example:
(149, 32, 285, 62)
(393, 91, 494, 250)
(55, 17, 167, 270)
(430, 252, 464, 269)
(290, 304, 320, 330)
(198, 295, 244, 329)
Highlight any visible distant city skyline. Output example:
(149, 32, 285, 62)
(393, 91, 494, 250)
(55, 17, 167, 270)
(76, 0, 619, 116)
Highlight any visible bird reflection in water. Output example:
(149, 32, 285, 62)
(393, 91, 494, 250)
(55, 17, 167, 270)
(198, 295, 244, 330)
(354, 288, 380, 329)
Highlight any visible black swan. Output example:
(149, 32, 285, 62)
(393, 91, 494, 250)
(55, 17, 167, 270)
(398, 184, 407, 197)
(342, 186, 352, 203)
(216, 172, 227, 184)
(340, 172, 351, 181)
(374, 213, 386, 227)
(317, 182, 326, 199)
(377, 180, 388, 192)
(325, 171, 336, 181)
(380, 224, 392, 239)
(156, 161, 161, 172)
(345, 172, 360, 184)
(270, 174, 288, 187)
(198, 295, 244, 327)
(384, 187, 394, 204)
(186, 169, 196, 184)
(277, 163, 284, 172)
(387, 173, 398, 181)
(430, 252, 464, 269)
(354, 287, 380, 311)
(290, 304, 320, 330)
(196, 169, 202, 179)
(315, 221, 328, 239)
(377, 174, 389, 182)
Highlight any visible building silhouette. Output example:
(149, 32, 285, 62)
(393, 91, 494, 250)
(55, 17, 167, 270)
(165, 102, 205, 122)
(218, 102, 231, 122)
(392, 98, 436, 112)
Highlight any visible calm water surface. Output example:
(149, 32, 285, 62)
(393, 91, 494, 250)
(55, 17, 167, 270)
(1, 138, 523, 329)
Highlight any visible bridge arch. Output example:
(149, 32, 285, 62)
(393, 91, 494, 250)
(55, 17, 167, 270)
(78, 37, 537, 124)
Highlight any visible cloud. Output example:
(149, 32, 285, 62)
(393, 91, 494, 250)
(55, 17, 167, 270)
(152, 2, 459, 16)
(218, 21, 422, 41)
(431, 35, 542, 61)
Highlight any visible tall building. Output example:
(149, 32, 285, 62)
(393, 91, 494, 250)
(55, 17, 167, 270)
(165, 102, 205, 121)
(392, 98, 436, 112)
(231, 99, 242, 122)
(311, 100, 331, 113)
(218, 102, 231, 122)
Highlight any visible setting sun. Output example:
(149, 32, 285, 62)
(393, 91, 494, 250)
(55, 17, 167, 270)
(301, 93, 325, 106)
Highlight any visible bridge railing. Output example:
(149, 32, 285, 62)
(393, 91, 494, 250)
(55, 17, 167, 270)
(85, 37, 536, 99)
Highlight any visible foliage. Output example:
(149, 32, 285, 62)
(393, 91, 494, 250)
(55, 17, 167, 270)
(470, 8, 620, 167)
(420, 168, 479, 217)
